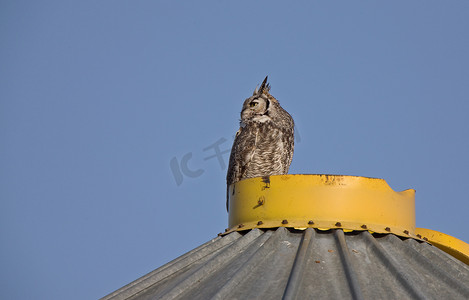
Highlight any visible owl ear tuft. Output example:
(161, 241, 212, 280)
(252, 86, 258, 96)
(259, 76, 270, 94)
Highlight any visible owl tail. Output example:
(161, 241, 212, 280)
(226, 187, 229, 211)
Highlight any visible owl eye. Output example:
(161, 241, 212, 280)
(250, 102, 258, 107)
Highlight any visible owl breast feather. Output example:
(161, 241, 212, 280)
(227, 120, 293, 185)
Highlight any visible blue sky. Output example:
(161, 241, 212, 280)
(1, 1, 469, 299)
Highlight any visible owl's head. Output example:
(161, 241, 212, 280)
(240, 76, 279, 123)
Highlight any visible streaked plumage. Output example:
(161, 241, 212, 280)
(226, 76, 294, 210)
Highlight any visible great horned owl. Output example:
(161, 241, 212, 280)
(226, 76, 294, 210)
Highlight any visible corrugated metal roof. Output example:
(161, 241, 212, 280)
(102, 228, 469, 300)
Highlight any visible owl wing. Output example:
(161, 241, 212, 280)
(281, 124, 295, 174)
(226, 125, 259, 184)
(226, 125, 259, 210)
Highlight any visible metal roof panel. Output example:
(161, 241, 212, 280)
(102, 228, 469, 300)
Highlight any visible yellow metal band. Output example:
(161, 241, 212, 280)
(226, 174, 469, 265)
(415, 228, 469, 265)
(227, 174, 417, 237)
